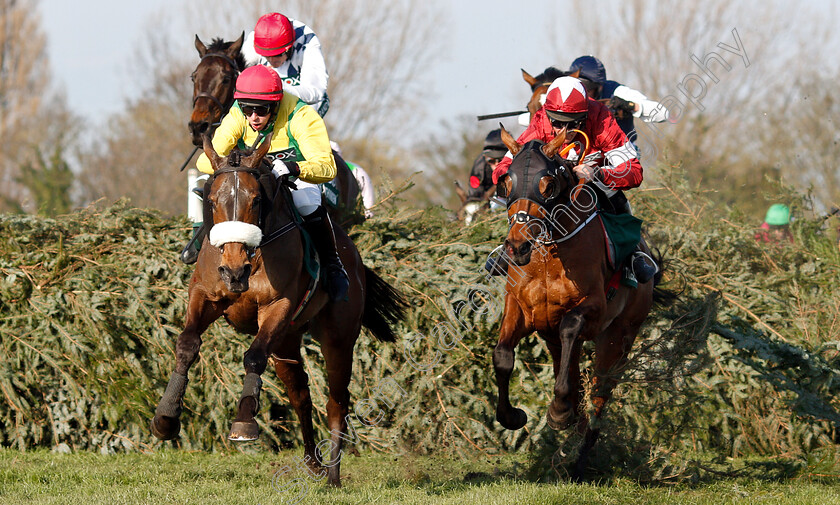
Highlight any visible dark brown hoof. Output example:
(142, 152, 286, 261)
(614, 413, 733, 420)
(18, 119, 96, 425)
(228, 420, 259, 441)
(497, 407, 527, 430)
(151, 414, 181, 440)
(547, 404, 576, 431)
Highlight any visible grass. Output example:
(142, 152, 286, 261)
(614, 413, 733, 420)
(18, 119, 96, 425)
(0, 449, 837, 505)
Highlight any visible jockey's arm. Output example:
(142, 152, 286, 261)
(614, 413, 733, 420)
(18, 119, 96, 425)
(282, 35, 328, 107)
(592, 114, 644, 190)
(612, 85, 669, 123)
(289, 104, 336, 184)
(195, 113, 247, 174)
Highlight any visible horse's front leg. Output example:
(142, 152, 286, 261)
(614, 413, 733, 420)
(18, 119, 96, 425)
(493, 297, 530, 430)
(546, 311, 586, 431)
(152, 289, 225, 440)
(229, 304, 290, 441)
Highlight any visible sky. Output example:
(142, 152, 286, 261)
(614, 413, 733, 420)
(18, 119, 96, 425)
(39, 0, 561, 135)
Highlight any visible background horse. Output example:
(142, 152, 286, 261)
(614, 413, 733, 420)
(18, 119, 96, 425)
(454, 180, 496, 225)
(492, 126, 669, 477)
(188, 34, 359, 226)
(521, 67, 577, 121)
(151, 135, 407, 487)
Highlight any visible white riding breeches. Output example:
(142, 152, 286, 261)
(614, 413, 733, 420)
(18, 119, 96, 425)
(291, 179, 322, 217)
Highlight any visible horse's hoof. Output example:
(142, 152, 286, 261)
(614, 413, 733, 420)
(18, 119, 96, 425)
(546, 404, 576, 431)
(151, 414, 181, 440)
(228, 420, 259, 441)
(497, 407, 528, 430)
(327, 467, 341, 488)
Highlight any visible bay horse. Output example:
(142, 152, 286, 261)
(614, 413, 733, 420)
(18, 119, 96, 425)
(188, 34, 360, 225)
(492, 126, 666, 477)
(151, 135, 407, 487)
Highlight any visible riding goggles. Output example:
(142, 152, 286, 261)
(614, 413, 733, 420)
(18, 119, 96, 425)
(241, 104, 272, 117)
(549, 118, 584, 131)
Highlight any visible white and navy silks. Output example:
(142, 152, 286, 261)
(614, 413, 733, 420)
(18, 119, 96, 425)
(242, 19, 330, 117)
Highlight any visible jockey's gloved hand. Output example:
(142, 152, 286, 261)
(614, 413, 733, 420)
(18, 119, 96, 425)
(272, 159, 300, 178)
(608, 96, 636, 119)
(573, 160, 601, 182)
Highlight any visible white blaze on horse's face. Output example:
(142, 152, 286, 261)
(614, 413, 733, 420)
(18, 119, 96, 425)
(209, 172, 263, 249)
(464, 202, 482, 225)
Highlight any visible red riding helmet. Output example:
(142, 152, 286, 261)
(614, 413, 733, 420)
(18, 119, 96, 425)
(234, 65, 283, 101)
(254, 13, 295, 57)
(543, 76, 589, 122)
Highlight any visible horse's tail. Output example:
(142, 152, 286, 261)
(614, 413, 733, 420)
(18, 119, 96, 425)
(362, 266, 408, 342)
(651, 247, 679, 307)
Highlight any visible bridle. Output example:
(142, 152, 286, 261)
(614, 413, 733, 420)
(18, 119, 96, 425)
(192, 52, 241, 120)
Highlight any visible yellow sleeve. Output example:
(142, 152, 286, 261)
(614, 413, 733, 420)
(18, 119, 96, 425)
(288, 104, 336, 184)
(195, 112, 247, 174)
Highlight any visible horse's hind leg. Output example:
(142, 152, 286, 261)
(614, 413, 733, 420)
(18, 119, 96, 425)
(152, 293, 223, 440)
(271, 340, 320, 474)
(574, 318, 643, 479)
(493, 300, 530, 430)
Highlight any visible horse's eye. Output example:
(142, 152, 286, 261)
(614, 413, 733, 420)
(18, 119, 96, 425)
(190, 73, 196, 83)
(252, 196, 261, 208)
(222, 75, 231, 84)
(539, 176, 557, 200)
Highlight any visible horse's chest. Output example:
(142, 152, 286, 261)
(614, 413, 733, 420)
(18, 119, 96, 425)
(513, 279, 585, 331)
(223, 300, 260, 334)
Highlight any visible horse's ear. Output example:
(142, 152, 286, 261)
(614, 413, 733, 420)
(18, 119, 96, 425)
(542, 129, 567, 159)
(521, 68, 538, 88)
(569, 69, 580, 79)
(499, 123, 521, 156)
(243, 136, 273, 167)
(228, 32, 245, 57)
(195, 35, 208, 58)
(453, 180, 467, 204)
(202, 134, 223, 171)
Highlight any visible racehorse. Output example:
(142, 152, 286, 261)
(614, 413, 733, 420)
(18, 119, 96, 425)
(188, 34, 360, 225)
(454, 180, 496, 225)
(492, 126, 669, 477)
(151, 135, 407, 487)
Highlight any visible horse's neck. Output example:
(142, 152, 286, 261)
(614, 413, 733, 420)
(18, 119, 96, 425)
(544, 198, 595, 241)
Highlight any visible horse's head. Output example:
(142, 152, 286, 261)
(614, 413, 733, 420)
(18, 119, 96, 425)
(201, 134, 273, 292)
(189, 34, 245, 146)
(496, 126, 586, 267)
(522, 67, 580, 121)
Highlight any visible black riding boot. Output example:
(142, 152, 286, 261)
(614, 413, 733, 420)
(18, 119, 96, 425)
(631, 250, 658, 284)
(180, 222, 207, 265)
(302, 207, 350, 301)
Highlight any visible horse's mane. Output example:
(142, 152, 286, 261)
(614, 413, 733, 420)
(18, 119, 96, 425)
(206, 37, 246, 70)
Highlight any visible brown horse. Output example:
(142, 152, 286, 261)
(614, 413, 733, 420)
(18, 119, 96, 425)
(492, 126, 666, 477)
(188, 34, 359, 225)
(151, 135, 407, 487)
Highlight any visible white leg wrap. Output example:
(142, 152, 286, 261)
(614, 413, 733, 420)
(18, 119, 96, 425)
(209, 221, 263, 248)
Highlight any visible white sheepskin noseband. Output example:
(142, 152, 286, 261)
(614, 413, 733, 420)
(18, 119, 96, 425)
(209, 221, 263, 248)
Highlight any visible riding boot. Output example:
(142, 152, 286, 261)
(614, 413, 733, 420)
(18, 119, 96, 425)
(302, 207, 350, 301)
(180, 222, 207, 265)
(484, 244, 508, 276)
(630, 249, 658, 284)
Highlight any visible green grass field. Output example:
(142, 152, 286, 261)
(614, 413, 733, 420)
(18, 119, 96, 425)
(1, 449, 837, 505)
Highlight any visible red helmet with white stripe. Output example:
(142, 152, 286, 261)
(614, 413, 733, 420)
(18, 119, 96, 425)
(254, 13, 294, 57)
(544, 76, 589, 122)
(234, 65, 283, 101)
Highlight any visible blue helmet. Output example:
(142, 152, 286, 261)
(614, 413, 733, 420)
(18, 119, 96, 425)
(569, 55, 606, 86)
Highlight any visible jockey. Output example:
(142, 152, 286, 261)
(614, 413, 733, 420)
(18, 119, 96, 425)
(330, 140, 376, 219)
(568, 55, 668, 145)
(755, 204, 794, 244)
(188, 65, 349, 301)
(488, 76, 657, 283)
(242, 12, 330, 118)
(467, 129, 506, 203)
